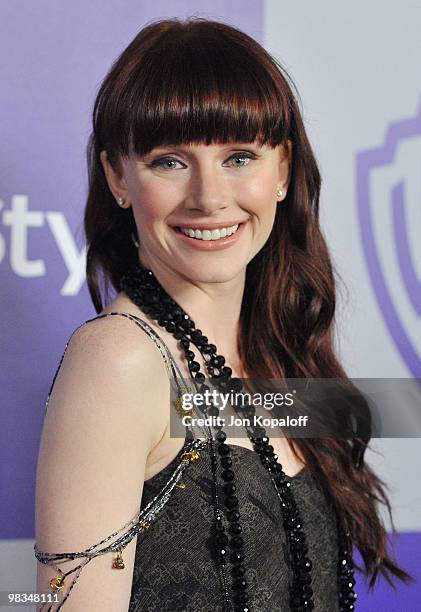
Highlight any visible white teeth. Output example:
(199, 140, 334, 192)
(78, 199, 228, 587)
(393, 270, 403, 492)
(179, 224, 239, 240)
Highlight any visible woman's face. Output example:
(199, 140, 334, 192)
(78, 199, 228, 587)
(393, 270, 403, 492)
(101, 140, 290, 284)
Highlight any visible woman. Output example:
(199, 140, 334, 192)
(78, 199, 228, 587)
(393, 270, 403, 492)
(34, 17, 411, 612)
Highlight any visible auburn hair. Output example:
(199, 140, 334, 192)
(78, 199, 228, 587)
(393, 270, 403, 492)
(84, 16, 412, 589)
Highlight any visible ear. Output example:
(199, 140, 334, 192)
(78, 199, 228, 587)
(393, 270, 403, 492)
(100, 151, 131, 207)
(276, 140, 292, 201)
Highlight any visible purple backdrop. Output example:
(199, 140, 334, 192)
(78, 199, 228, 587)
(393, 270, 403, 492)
(0, 1, 417, 608)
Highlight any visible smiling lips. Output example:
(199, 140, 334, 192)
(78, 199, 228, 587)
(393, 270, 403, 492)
(172, 220, 248, 250)
(178, 223, 239, 241)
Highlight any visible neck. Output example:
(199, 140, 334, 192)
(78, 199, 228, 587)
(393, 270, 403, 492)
(140, 258, 246, 367)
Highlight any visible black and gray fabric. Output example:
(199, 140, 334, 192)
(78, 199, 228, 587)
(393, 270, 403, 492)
(129, 431, 339, 612)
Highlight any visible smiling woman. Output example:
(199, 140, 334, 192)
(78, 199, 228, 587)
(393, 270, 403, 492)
(34, 15, 412, 612)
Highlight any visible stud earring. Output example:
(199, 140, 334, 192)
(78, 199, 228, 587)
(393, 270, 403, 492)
(117, 196, 126, 208)
(276, 189, 283, 199)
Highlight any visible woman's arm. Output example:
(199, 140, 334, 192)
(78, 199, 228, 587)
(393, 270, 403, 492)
(35, 315, 170, 611)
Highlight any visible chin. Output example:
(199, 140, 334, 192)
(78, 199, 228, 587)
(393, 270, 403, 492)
(180, 263, 245, 284)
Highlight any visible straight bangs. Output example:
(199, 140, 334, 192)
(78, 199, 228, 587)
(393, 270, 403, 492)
(96, 23, 293, 161)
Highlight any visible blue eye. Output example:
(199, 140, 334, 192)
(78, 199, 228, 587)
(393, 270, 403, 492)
(149, 151, 256, 170)
(228, 153, 254, 167)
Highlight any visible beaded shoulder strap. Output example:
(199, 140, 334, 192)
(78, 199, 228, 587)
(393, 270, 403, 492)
(34, 436, 207, 611)
(35, 311, 209, 611)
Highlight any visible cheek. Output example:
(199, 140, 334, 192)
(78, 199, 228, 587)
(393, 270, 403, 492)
(239, 180, 277, 223)
(127, 180, 177, 222)
(242, 174, 278, 242)
(238, 170, 277, 205)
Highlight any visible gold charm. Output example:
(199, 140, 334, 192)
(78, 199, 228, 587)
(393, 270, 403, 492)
(175, 481, 186, 489)
(50, 575, 65, 590)
(112, 549, 125, 569)
(181, 450, 201, 463)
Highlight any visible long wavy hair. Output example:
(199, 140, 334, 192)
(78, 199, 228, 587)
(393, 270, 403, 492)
(84, 17, 412, 589)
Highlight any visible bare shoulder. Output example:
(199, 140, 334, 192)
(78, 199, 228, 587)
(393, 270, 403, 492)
(72, 305, 157, 362)
(58, 308, 172, 449)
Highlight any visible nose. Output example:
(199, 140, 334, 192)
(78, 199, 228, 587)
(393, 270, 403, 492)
(184, 161, 230, 214)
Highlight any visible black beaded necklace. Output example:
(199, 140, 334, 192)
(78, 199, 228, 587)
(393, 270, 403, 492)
(119, 262, 357, 612)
